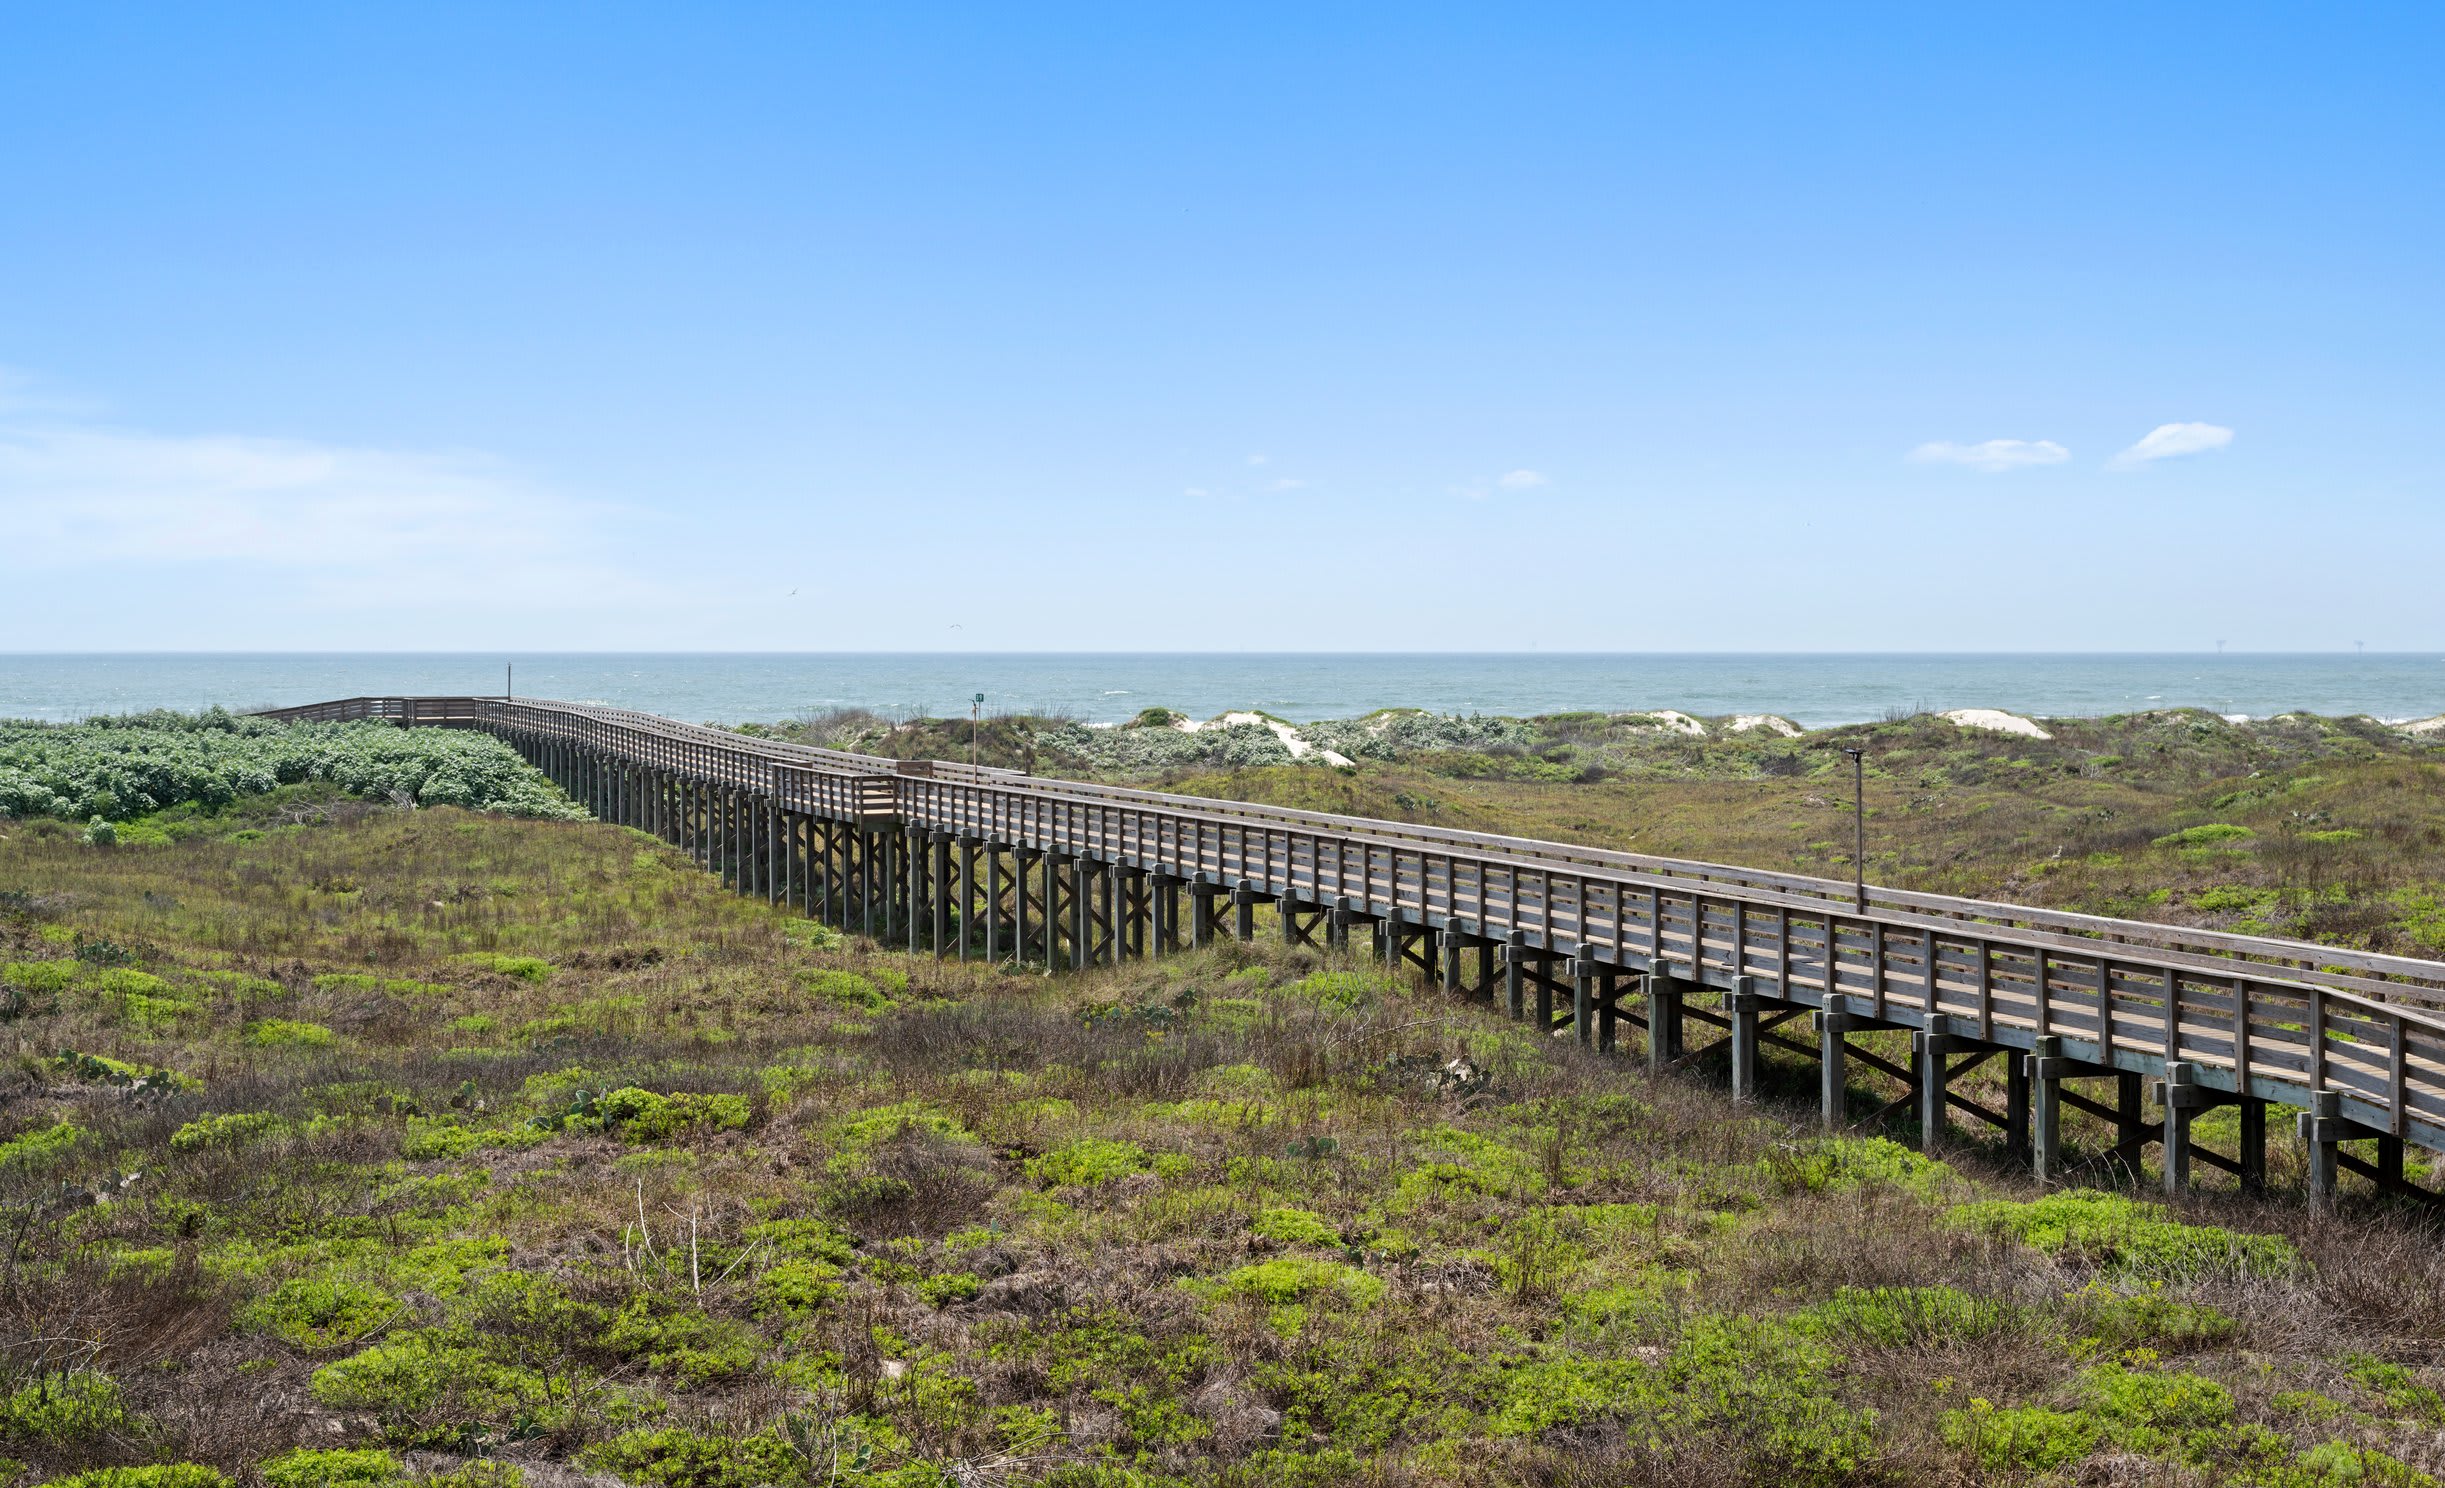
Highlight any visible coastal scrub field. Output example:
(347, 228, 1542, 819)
(2, 733, 2445, 1485)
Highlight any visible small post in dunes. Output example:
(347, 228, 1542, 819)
(1841, 746, 1865, 910)
(971, 693, 986, 772)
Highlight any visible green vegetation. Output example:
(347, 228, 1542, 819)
(1, 797, 2441, 1485)
(0, 710, 583, 824)
(0, 707, 2440, 1483)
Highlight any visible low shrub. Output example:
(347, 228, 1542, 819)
(240, 1275, 402, 1350)
(309, 1332, 560, 1444)
(243, 1018, 335, 1048)
(459, 953, 552, 983)
(1760, 1135, 1953, 1197)
(37, 1469, 233, 1488)
(1488, 1354, 1650, 1436)
(751, 1259, 842, 1319)
(1950, 1190, 2300, 1277)
(170, 1110, 286, 1154)
(1795, 1285, 2033, 1349)
(1026, 1137, 1152, 1188)
(2080, 1362, 2236, 1458)
(1, 1370, 130, 1446)
(0, 1121, 87, 1172)
(2065, 1281, 2240, 1351)
(595, 1087, 752, 1143)
(575, 1427, 806, 1488)
(1942, 1399, 2101, 1475)
(1205, 1258, 1384, 1308)
(798, 968, 886, 1010)
(1253, 1206, 1341, 1248)
(257, 1449, 404, 1488)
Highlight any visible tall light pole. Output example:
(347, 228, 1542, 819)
(1840, 746, 1866, 910)
(505, 662, 513, 700)
(971, 693, 986, 772)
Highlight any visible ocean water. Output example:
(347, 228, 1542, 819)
(0, 653, 2440, 730)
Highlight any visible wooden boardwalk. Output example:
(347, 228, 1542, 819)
(259, 693, 2445, 1206)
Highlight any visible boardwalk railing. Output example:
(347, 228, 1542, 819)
(256, 694, 2445, 1203)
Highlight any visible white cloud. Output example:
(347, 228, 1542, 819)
(2111, 422, 2233, 468)
(1906, 439, 2071, 472)
(1183, 486, 1209, 498)
(1246, 452, 1268, 466)
(0, 417, 650, 614)
(1263, 477, 1306, 491)
(1453, 468, 1553, 500)
(0, 364, 103, 418)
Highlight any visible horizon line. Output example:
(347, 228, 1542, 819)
(4, 649, 2440, 660)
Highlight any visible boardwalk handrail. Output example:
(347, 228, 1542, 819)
(254, 693, 2445, 1165)
(256, 693, 2445, 997)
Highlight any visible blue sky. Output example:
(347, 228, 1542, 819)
(2, 4, 2439, 651)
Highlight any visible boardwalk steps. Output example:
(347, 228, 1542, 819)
(255, 694, 2445, 1210)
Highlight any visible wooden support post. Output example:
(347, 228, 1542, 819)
(1571, 954, 1595, 1047)
(1647, 968, 1684, 1076)
(718, 789, 734, 889)
(2160, 1061, 2196, 1196)
(1818, 997, 1855, 1132)
(983, 846, 1005, 963)
(926, 832, 949, 958)
(1152, 875, 1178, 957)
(1002, 845, 1022, 962)
(2006, 1046, 2031, 1161)
(1190, 878, 1217, 949)
(857, 829, 876, 939)
(1596, 968, 1619, 1053)
(1114, 864, 1143, 961)
(905, 829, 923, 956)
(2239, 1096, 2268, 1194)
(964, 837, 983, 959)
(2029, 1036, 2065, 1185)
(1504, 934, 1526, 1021)
(1915, 1028, 1956, 1150)
(1728, 980, 1761, 1103)
(1534, 949, 1555, 1031)
(1441, 931, 1463, 994)
(1070, 858, 1091, 971)
(767, 800, 782, 906)
(2117, 1070, 2145, 1159)
(1232, 882, 1256, 942)
(2301, 1089, 2342, 1213)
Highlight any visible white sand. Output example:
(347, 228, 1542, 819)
(1940, 708, 2053, 740)
(1627, 709, 1707, 736)
(2402, 715, 2445, 737)
(1175, 709, 1351, 765)
(1728, 714, 1802, 737)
